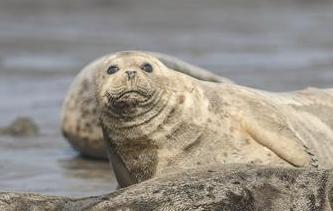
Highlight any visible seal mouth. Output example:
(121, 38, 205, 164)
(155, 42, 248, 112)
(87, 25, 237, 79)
(105, 89, 151, 109)
(117, 91, 146, 101)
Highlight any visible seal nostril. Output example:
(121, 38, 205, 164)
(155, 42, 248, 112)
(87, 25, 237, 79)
(125, 70, 137, 80)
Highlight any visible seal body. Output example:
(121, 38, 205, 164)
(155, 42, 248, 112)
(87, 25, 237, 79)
(61, 52, 230, 159)
(94, 51, 333, 187)
(61, 57, 106, 158)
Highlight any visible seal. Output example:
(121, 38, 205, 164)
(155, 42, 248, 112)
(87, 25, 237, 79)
(1, 166, 332, 211)
(94, 51, 333, 187)
(61, 52, 231, 159)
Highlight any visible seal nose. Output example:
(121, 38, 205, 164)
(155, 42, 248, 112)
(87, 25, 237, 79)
(125, 70, 137, 80)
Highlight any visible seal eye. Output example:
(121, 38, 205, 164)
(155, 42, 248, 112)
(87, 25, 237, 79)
(141, 63, 153, 73)
(107, 65, 119, 75)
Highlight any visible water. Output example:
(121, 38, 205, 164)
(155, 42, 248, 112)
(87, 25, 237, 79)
(1, 0, 333, 197)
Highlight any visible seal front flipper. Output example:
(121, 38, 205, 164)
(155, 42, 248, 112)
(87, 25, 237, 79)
(240, 107, 311, 167)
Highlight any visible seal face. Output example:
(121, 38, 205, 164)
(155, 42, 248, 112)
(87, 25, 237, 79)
(103, 63, 154, 117)
(95, 52, 171, 126)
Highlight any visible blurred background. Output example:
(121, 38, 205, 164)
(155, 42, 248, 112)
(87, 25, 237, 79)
(1, 0, 333, 197)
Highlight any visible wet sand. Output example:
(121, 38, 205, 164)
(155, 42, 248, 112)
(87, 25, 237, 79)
(1, 0, 333, 197)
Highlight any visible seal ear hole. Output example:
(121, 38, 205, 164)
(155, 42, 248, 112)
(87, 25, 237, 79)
(141, 63, 153, 73)
(107, 65, 119, 75)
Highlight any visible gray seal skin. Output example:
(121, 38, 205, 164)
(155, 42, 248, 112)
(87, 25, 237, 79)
(1, 165, 333, 211)
(61, 52, 231, 159)
(94, 51, 333, 187)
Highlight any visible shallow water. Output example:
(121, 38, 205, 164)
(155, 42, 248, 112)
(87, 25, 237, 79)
(1, 0, 333, 197)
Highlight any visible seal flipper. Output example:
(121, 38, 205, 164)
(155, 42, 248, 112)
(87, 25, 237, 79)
(241, 110, 311, 167)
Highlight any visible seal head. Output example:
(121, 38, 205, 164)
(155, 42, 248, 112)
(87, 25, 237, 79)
(98, 53, 156, 117)
(94, 51, 193, 135)
(95, 51, 176, 120)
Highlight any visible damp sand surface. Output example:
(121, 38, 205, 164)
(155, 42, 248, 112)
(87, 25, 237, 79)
(1, 0, 333, 197)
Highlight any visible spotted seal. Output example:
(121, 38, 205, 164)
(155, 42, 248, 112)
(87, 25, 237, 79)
(94, 51, 333, 187)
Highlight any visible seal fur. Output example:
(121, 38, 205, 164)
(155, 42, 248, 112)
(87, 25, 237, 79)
(94, 51, 333, 187)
